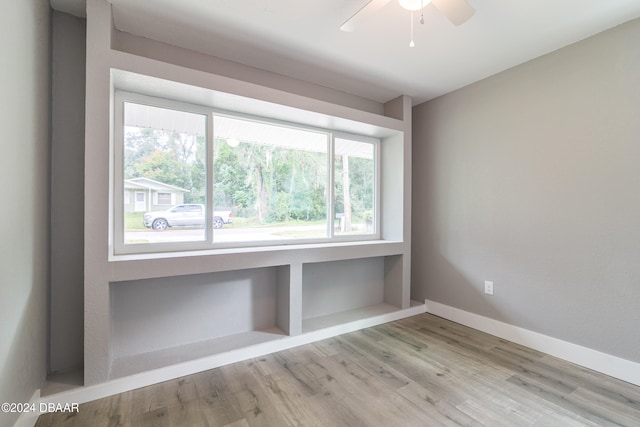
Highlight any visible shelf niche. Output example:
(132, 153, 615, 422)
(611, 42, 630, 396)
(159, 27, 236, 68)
(301, 255, 404, 333)
(109, 266, 289, 379)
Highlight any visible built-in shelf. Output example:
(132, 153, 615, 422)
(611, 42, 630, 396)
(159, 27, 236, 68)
(83, 2, 413, 390)
(110, 328, 287, 379)
(109, 266, 289, 381)
(302, 303, 402, 333)
(42, 369, 84, 397)
(105, 253, 417, 381)
(39, 301, 424, 409)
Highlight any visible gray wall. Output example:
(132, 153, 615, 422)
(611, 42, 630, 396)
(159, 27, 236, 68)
(412, 18, 640, 362)
(0, 1, 51, 426)
(50, 10, 86, 374)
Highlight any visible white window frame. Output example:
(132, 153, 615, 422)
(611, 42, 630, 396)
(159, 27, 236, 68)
(113, 91, 380, 255)
(113, 91, 213, 255)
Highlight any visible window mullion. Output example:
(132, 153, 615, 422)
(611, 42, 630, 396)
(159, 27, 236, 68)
(207, 113, 215, 245)
(113, 92, 125, 254)
(328, 133, 335, 239)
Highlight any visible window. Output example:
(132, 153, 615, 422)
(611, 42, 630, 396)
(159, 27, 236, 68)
(118, 99, 207, 246)
(114, 92, 379, 254)
(213, 115, 330, 243)
(157, 192, 172, 205)
(334, 137, 376, 236)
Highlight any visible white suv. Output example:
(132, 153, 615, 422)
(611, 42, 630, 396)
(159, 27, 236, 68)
(143, 204, 232, 230)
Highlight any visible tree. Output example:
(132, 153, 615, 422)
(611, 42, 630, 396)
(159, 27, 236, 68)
(125, 126, 207, 202)
(213, 138, 329, 224)
(213, 140, 253, 209)
(133, 150, 188, 189)
(124, 128, 160, 179)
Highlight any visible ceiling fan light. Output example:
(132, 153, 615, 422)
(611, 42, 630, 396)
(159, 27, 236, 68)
(398, 0, 431, 11)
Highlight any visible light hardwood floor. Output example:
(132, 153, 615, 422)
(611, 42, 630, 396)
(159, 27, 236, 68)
(36, 314, 640, 426)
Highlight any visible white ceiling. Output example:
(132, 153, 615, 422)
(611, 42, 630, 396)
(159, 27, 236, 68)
(52, 0, 640, 105)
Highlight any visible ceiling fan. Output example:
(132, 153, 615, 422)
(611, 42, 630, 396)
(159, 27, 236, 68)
(340, 0, 475, 46)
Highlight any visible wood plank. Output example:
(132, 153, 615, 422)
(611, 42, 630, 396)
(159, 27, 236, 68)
(191, 369, 245, 427)
(395, 381, 482, 426)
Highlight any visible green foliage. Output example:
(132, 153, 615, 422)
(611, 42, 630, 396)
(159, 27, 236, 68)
(125, 126, 205, 203)
(125, 121, 374, 227)
(133, 150, 188, 188)
(335, 154, 374, 222)
(187, 160, 206, 203)
(124, 128, 160, 179)
(213, 141, 253, 208)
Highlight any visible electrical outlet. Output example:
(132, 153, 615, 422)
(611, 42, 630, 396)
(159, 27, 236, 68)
(484, 280, 494, 295)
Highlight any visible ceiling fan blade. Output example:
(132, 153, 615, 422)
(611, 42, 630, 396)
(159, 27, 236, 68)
(340, 0, 394, 32)
(432, 0, 475, 26)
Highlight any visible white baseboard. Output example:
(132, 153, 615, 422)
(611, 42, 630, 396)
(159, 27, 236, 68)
(425, 299, 640, 387)
(12, 389, 40, 427)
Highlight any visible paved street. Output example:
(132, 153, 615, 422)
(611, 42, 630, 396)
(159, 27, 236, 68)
(125, 224, 328, 245)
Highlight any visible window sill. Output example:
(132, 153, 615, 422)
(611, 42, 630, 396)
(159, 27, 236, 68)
(107, 239, 405, 282)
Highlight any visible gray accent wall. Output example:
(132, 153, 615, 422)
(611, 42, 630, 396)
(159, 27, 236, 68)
(50, 10, 86, 374)
(0, 1, 51, 426)
(412, 18, 640, 362)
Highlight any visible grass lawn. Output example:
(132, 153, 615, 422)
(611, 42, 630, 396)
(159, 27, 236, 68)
(125, 212, 147, 230)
